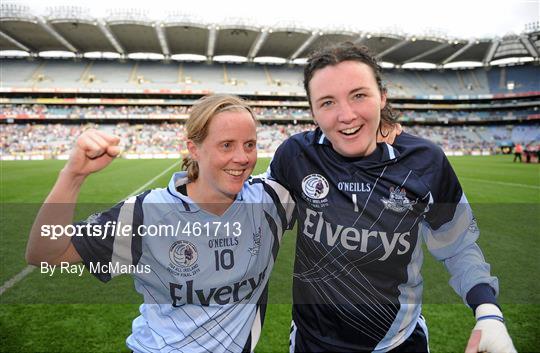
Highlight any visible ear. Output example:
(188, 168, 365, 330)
(186, 140, 199, 161)
(380, 91, 387, 110)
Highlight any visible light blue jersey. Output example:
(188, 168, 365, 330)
(72, 172, 294, 353)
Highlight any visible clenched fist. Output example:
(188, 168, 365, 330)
(63, 129, 121, 177)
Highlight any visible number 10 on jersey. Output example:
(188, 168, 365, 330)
(214, 249, 235, 271)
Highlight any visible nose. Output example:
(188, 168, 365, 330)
(232, 146, 250, 165)
(337, 102, 356, 124)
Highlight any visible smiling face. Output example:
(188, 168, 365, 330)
(187, 109, 257, 203)
(308, 60, 386, 158)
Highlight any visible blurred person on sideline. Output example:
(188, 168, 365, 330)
(513, 142, 523, 162)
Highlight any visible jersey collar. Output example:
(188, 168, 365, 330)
(167, 172, 198, 212)
(167, 172, 246, 213)
(382, 142, 399, 162)
(313, 127, 332, 147)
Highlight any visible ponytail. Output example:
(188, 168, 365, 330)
(181, 156, 199, 182)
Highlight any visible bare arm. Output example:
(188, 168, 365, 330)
(25, 129, 121, 266)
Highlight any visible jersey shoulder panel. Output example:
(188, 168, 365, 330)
(392, 132, 446, 172)
(71, 189, 153, 282)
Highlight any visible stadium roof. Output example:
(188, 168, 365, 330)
(1, 4, 539, 67)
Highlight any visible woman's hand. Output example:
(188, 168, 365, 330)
(63, 129, 121, 178)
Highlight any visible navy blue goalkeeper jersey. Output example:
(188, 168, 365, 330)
(71, 172, 294, 353)
(269, 129, 498, 352)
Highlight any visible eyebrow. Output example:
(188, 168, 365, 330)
(314, 87, 368, 103)
(216, 138, 257, 144)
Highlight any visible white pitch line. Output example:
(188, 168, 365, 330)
(0, 266, 35, 296)
(0, 161, 179, 297)
(460, 177, 540, 190)
(124, 161, 179, 198)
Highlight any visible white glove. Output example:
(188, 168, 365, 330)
(466, 303, 517, 353)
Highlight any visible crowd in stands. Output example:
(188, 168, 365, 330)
(0, 104, 191, 120)
(2, 122, 539, 159)
(0, 104, 310, 120)
(2, 104, 538, 123)
(0, 123, 314, 157)
(399, 109, 537, 122)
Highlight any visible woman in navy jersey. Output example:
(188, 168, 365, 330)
(26, 94, 294, 353)
(268, 42, 516, 353)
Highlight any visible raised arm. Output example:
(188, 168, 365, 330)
(25, 129, 120, 266)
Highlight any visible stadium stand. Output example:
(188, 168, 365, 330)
(2, 59, 538, 97)
(1, 57, 539, 160)
(0, 15, 538, 161)
(487, 65, 540, 94)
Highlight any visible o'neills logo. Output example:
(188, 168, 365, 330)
(337, 182, 371, 193)
(168, 240, 200, 277)
(302, 174, 330, 200)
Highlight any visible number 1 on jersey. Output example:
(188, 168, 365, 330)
(352, 194, 359, 212)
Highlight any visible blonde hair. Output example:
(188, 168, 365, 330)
(182, 94, 257, 181)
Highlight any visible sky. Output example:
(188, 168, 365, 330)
(8, 0, 540, 39)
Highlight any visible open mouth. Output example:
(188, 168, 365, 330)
(224, 169, 244, 177)
(339, 126, 361, 136)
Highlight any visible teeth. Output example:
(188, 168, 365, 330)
(225, 169, 243, 176)
(341, 127, 360, 135)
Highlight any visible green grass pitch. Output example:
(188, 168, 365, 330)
(1, 156, 539, 352)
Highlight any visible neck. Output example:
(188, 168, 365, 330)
(186, 181, 234, 216)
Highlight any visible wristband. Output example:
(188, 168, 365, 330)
(477, 315, 504, 323)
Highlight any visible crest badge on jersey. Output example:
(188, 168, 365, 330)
(248, 226, 262, 256)
(468, 216, 479, 234)
(381, 186, 417, 213)
(168, 240, 200, 277)
(301, 174, 330, 208)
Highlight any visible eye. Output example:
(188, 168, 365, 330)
(245, 141, 256, 150)
(353, 92, 366, 100)
(222, 142, 232, 150)
(320, 100, 333, 108)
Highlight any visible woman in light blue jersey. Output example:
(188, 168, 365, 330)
(26, 94, 294, 353)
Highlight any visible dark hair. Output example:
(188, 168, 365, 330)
(303, 41, 398, 134)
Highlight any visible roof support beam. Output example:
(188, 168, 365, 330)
(519, 35, 539, 58)
(442, 41, 474, 64)
(98, 20, 125, 54)
(207, 26, 218, 59)
(0, 29, 31, 51)
(376, 39, 409, 60)
(247, 30, 269, 60)
(404, 42, 450, 63)
(155, 23, 170, 57)
(38, 18, 78, 52)
(483, 40, 500, 64)
(290, 32, 319, 60)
